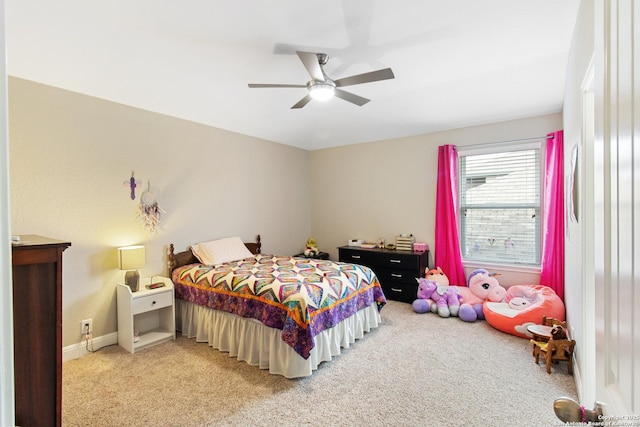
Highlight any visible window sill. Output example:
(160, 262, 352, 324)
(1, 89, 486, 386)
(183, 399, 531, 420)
(462, 261, 541, 275)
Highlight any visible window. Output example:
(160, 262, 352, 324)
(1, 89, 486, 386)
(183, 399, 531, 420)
(459, 145, 541, 266)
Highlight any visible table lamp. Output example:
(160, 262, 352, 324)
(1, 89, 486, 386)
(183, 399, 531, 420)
(118, 245, 145, 292)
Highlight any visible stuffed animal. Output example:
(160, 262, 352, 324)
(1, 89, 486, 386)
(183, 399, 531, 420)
(551, 324, 568, 340)
(504, 284, 538, 311)
(507, 297, 530, 310)
(425, 266, 449, 287)
(303, 237, 319, 257)
(413, 267, 448, 314)
(450, 268, 507, 322)
(416, 267, 460, 317)
(413, 277, 461, 317)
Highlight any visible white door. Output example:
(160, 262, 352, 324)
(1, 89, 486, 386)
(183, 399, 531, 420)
(593, 0, 640, 415)
(0, 1, 16, 424)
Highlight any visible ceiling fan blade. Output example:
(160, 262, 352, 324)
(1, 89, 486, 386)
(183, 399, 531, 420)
(334, 89, 370, 106)
(296, 51, 325, 82)
(291, 94, 313, 109)
(248, 83, 306, 88)
(334, 68, 395, 87)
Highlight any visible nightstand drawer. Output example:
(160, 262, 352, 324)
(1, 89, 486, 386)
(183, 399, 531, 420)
(374, 252, 420, 270)
(132, 291, 172, 315)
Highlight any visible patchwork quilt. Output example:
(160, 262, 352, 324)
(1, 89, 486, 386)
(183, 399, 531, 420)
(172, 254, 386, 359)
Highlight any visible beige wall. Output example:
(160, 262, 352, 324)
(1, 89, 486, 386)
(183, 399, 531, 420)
(309, 113, 562, 287)
(8, 77, 311, 348)
(8, 76, 564, 352)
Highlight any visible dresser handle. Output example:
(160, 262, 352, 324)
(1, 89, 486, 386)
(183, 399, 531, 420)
(351, 255, 361, 259)
(390, 259, 401, 263)
(391, 288, 402, 292)
(391, 273, 402, 278)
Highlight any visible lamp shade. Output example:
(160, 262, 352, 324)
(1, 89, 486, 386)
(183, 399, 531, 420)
(118, 245, 145, 270)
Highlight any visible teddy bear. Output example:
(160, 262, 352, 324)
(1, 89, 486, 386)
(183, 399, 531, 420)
(449, 268, 507, 322)
(303, 237, 319, 258)
(551, 324, 568, 340)
(412, 277, 461, 317)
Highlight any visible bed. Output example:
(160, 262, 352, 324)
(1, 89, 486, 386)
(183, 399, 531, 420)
(168, 235, 386, 378)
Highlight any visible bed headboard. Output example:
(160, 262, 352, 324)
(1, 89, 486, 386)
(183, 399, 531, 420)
(168, 235, 262, 272)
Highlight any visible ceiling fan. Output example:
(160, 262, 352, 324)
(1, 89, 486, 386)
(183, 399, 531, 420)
(248, 51, 395, 109)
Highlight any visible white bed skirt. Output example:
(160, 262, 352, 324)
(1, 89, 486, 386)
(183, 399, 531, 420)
(175, 299, 381, 378)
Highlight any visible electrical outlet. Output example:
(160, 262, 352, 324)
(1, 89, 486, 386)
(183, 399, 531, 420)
(81, 318, 93, 335)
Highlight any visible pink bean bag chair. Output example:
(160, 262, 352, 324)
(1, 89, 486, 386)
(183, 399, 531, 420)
(483, 284, 565, 338)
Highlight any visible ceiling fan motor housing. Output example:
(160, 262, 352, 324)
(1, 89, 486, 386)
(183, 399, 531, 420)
(315, 53, 329, 66)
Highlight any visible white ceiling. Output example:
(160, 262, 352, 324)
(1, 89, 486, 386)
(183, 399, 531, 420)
(6, 0, 580, 151)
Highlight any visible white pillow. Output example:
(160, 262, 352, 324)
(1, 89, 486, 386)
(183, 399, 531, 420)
(191, 236, 254, 265)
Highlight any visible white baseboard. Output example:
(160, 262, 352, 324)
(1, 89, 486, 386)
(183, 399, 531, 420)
(573, 354, 584, 401)
(63, 332, 119, 362)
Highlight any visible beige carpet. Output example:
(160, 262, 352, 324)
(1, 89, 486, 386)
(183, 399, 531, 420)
(62, 300, 577, 426)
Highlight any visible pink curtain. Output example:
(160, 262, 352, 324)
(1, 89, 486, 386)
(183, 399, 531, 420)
(435, 145, 466, 286)
(539, 130, 565, 300)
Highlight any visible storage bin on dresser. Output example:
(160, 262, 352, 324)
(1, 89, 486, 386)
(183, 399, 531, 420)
(338, 246, 429, 303)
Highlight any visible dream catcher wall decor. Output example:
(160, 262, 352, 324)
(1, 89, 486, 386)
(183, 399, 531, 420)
(138, 181, 166, 233)
(123, 172, 166, 233)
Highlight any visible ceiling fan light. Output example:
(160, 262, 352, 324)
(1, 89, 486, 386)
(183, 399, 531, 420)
(309, 83, 335, 101)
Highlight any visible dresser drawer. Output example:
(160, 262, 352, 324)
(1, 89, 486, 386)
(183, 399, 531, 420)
(380, 281, 418, 304)
(132, 291, 173, 315)
(374, 251, 420, 270)
(338, 248, 374, 265)
(376, 267, 419, 285)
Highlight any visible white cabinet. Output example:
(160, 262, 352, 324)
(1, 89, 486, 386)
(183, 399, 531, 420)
(116, 276, 175, 353)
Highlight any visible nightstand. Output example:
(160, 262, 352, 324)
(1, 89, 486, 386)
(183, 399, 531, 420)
(116, 276, 176, 353)
(294, 251, 330, 260)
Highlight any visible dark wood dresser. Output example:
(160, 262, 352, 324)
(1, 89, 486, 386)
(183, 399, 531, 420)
(338, 245, 428, 303)
(12, 235, 71, 427)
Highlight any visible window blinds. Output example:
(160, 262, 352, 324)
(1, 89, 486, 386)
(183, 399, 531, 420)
(459, 148, 541, 265)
